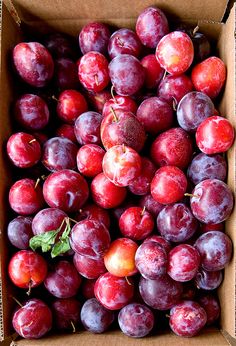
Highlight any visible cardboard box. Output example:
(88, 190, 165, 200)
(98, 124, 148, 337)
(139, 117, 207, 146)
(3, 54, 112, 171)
(0, 0, 235, 345)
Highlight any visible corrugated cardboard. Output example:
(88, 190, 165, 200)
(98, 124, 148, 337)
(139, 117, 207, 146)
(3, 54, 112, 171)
(0, 0, 235, 345)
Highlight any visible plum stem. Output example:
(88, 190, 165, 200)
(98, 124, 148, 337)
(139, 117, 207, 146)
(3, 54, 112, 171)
(141, 206, 146, 216)
(41, 174, 48, 181)
(172, 97, 177, 111)
(26, 280, 32, 296)
(68, 217, 78, 224)
(192, 25, 199, 36)
(111, 85, 117, 103)
(122, 143, 126, 153)
(71, 321, 76, 333)
(166, 314, 170, 318)
(163, 70, 167, 80)
(184, 193, 200, 198)
(28, 139, 36, 144)
(110, 106, 118, 122)
(34, 178, 41, 189)
(125, 276, 132, 285)
(95, 74, 99, 86)
(51, 95, 59, 102)
(117, 36, 124, 47)
(11, 296, 23, 307)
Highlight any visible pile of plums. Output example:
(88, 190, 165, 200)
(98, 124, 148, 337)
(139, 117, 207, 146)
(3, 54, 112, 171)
(7, 5, 234, 340)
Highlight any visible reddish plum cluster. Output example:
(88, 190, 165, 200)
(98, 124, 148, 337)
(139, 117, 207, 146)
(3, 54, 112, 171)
(7, 4, 235, 341)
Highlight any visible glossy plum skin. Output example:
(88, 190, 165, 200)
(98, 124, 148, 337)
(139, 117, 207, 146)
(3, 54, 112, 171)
(102, 145, 142, 187)
(52, 298, 81, 331)
(86, 89, 111, 113)
(56, 124, 77, 143)
(104, 238, 138, 277)
(77, 144, 105, 177)
(8, 250, 47, 289)
(101, 110, 146, 152)
(157, 74, 193, 105)
(7, 216, 33, 249)
(79, 22, 110, 55)
(43, 169, 89, 213)
(44, 33, 75, 59)
(157, 203, 198, 242)
(136, 7, 169, 48)
(69, 219, 111, 259)
(150, 127, 193, 169)
(196, 116, 235, 154)
(118, 303, 154, 338)
(198, 294, 220, 326)
(9, 178, 44, 215)
(75, 203, 110, 228)
(54, 58, 78, 91)
(57, 90, 88, 124)
(78, 51, 110, 92)
(169, 301, 207, 337)
(135, 241, 167, 279)
(190, 179, 234, 224)
(42, 137, 78, 172)
(73, 252, 106, 279)
(7, 132, 41, 168)
(187, 153, 227, 185)
(194, 269, 223, 290)
(167, 244, 200, 282)
(91, 173, 127, 209)
(151, 166, 187, 204)
(194, 231, 232, 271)
(143, 235, 171, 254)
(139, 193, 164, 217)
(128, 157, 156, 196)
(74, 111, 103, 145)
(13, 42, 54, 87)
(136, 97, 173, 135)
(191, 57, 226, 98)
(156, 31, 194, 75)
(15, 94, 49, 131)
(44, 261, 81, 298)
(32, 207, 67, 236)
(119, 207, 154, 240)
(81, 279, 96, 299)
(139, 275, 183, 310)
(81, 298, 115, 333)
(12, 299, 52, 339)
(141, 54, 164, 89)
(109, 54, 145, 96)
(177, 91, 214, 132)
(102, 95, 137, 117)
(94, 272, 134, 310)
(108, 28, 142, 59)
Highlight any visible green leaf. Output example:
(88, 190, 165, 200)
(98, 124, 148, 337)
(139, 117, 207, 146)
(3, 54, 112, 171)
(51, 238, 71, 258)
(30, 230, 59, 252)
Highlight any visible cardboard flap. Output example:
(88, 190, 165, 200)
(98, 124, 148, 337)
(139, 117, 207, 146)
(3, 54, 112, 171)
(10, 0, 229, 23)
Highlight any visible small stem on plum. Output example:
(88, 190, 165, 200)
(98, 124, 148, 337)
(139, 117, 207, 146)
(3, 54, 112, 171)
(71, 321, 76, 333)
(117, 36, 124, 47)
(28, 139, 36, 144)
(26, 281, 32, 296)
(34, 178, 41, 189)
(122, 143, 126, 153)
(192, 25, 199, 36)
(111, 85, 117, 103)
(68, 217, 78, 224)
(166, 314, 170, 318)
(163, 70, 167, 80)
(41, 174, 48, 181)
(141, 206, 146, 216)
(125, 276, 132, 286)
(95, 74, 99, 86)
(11, 296, 23, 307)
(51, 95, 59, 102)
(184, 193, 200, 198)
(94, 96, 103, 103)
(172, 97, 177, 111)
(110, 107, 118, 122)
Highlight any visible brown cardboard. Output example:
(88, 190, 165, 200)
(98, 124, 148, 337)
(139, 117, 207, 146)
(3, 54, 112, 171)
(0, 0, 235, 345)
